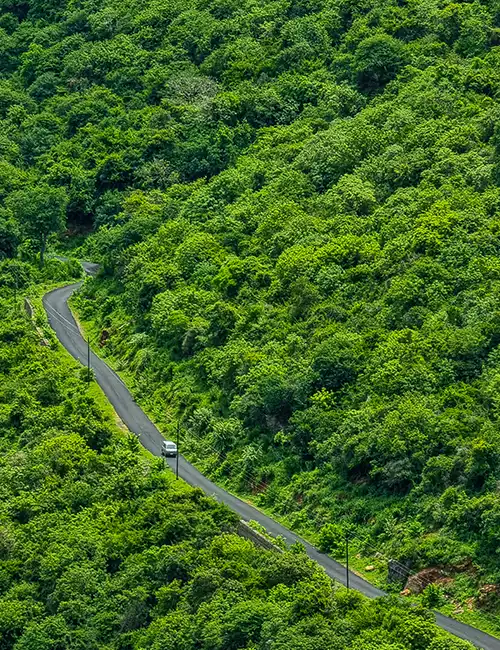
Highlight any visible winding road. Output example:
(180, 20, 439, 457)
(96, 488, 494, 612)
(43, 264, 500, 650)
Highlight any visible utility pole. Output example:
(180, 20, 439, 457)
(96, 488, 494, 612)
(176, 419, 180, 480)
(87, 336, 91, 383)
(346, 532, 350, 590)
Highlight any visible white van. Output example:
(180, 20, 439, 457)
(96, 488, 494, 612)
(161, 440, 177, 457)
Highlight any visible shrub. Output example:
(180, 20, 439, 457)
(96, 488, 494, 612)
(318, 523, 344, 555)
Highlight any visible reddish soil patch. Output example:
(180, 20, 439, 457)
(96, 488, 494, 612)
(477, 584, 500, 610)
(405, 568, 446, 594)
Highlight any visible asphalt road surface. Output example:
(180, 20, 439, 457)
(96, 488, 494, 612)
(43, 268, 500, 650)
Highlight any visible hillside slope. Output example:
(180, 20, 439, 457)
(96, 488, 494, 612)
(1, 0, 500, 630)
(0, 266, 479, 650)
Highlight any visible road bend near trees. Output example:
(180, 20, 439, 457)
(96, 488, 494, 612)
(43, 264, 500, 650)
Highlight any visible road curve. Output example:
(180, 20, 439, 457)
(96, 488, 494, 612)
(43, 274, 500, 650)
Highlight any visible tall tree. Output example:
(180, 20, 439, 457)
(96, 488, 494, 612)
(6, 185, 68, 266)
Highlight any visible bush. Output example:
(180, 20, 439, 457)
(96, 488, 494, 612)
(318, 523, 344, 555)
(41, 258, 83, 282)
(0, 259, 34, 289)
(422, 584, 444, 609)
(79, 366, 95, 383)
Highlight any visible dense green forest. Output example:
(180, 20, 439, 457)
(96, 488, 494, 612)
(0, 275, 475, 650)
(1, 0, 500, 630)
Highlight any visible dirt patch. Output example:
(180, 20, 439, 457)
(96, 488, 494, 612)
(477, 584, 500, 611)
(405, 567, 447, 594)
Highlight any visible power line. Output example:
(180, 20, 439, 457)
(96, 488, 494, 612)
(44, 303, 82, 337)
(46, 298, 431, 592)
(45, 302, 101, 344)
(43, 295, 276, 499)
(348, 530, 431, 591)
(183, 426, 264, 488)
(45, 309, 82, 339)
(45, 296, 429, 588)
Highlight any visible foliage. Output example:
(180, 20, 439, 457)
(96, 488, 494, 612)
(318, 523, 344, 555)
(1, 0, 500, 628)
(6, 185, 68, 266)
(422, 584, 445, 609)
(0, 278, 472, 650)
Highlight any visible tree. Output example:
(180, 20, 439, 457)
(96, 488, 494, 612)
(6, 185, 68, 266)
(353, 34, 407, 92)
(0, 210, 19, 258)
